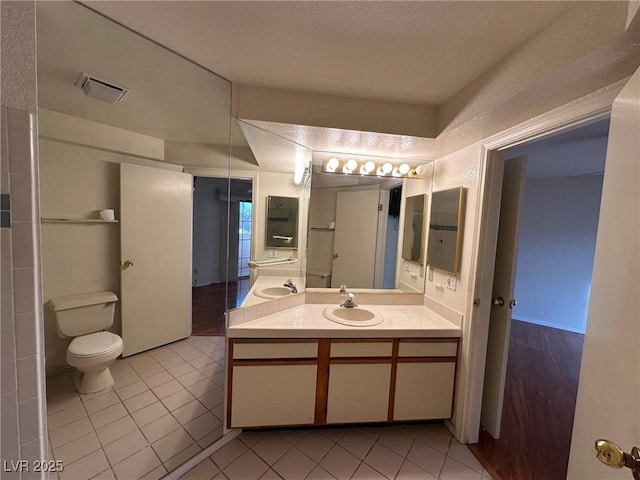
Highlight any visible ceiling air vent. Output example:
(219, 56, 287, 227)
(76, 73, 129, 104)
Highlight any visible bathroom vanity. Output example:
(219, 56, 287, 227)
(226, 302, 461, 429)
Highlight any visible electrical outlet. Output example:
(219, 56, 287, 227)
(446, 275, 457, 291)
(267, 249, 277, 258)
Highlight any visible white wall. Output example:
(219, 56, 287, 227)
(192, 177, 228, 286)
(513, 175, 603, 333)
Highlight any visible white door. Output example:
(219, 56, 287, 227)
(120, 163, 192, 357)
(567, 68, 639, 478)
(480, 156, 527, 438)
(331, 189, 380, 288)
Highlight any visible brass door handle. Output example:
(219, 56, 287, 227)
(492, 297, 505, 307)
(123, 260, 134, 268)
(595, 439, 640, 479)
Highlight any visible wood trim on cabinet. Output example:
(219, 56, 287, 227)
(232, 359, 318, 367)
(330, 338, 394, 343)
(388, 339, 400, 421)
(315, 339, 330, 424)
(231, 338, 319, 344)
(396, 357, 457, 363)
(330, 357, 392, 365)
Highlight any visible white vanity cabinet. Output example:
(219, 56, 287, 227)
(229, 340, 319, 428)
(227, 337, 459, 429)
(326, 340, 393, 424)
(393, 339, 458, 421)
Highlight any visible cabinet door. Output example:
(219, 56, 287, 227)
(231, 364, 317, 428)
(394, 362, 455, 421)
(327, 363, 391, 424)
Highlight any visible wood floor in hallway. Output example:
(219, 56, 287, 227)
(191, 279, 250, 336)
(469, 319, 584, 480)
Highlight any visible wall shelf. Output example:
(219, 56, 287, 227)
(41, 217, 119, 224)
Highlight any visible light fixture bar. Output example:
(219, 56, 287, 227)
(322, 157, 426, 179)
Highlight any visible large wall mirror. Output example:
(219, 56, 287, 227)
(36, 1, 233, 471)
(428, 186, 466, 273)
(402, 194, 426, 263)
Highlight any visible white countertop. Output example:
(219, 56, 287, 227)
(241, 275, 305, 308)
(227, 304, 461, 338)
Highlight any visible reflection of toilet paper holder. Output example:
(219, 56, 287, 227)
(272, 235, 294, 243)
(99, 209, 115, 221)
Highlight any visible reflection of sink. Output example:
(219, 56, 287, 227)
(253, 286, 293, 299)
(323, 306, 383, 327)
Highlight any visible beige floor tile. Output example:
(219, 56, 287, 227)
(172, 399, 208, 425)
(123, 390, 157, 413)
(415, 425, 452, 454)
(396, 460, 438, 480)
(238, 430, 268, 448)
(126, 353, 158, 371)
(155, 354, 185, 370)
(52, 431, 101, 466)
(363, 443, 404, 479)
(160, 388, 195, 411)
(103, 429, 149, 465)
(83, 391, 121, 415)
(46, 391, 81, 416)
(143, 371, 174, 389)
(112, 446, 162, 480)
(134, 362, 165, 379)
(305, 465, 336, 480)
(198, 427, 224, 449)
(406, 440, 446, 478)
(319, 445, 360, 479)
(180, 458, 220, 480)
(47, 403, 87, 431)
(223, 450, 269, 480)
(183, 412, 222, 441)
(89, 403, 129, 429)
(58, 449, 110, 480)
(176, 348, 202, 362)
(90, 467, 116, 480)
(176, 370, 207, 387)
(168, 362, 196, 378)
(337, 430, 376, 459)
(439, 457, 483, 480)
(138, 465, 167, 480)
(131, 401, 170, 428)
(140, 414, 181, 443)
(184, 378, 216, 397)
(163, 443, 201, 472)
(49, 417, 94, 449)
(252, 432, 293, 465)
(151, 379, 183, 399)
(151, 427, 195, 462)
(115, 380, 149, 401)
(378, 427, 414, 457)
(210, 437, 248, 470)
(352, 463, 387, 480)
(447, 440, 484, 473)
(297, 430, 334, 462)
(189, 355, 215, 370)
(272, 447, 315, 480)
(95, 415, 138, 446)
(198, 388, 224, 410)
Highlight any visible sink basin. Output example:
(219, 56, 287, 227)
(323, 306, 383, 327)
(253, 286, 293, 299)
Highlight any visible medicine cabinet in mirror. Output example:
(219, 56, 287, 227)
(401, 194, 426, 263)
(266, 195, 299, 248)
(427, 186, 466, 273)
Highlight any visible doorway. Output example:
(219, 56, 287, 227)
(472, 118, 610, 479)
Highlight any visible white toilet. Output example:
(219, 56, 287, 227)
(48, 291, 123, 394)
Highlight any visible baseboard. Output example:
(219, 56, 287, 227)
(512, 315, 585, 334)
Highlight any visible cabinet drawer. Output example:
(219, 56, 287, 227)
(398, 340, 457, 357)
(330, 341, 392, 358)
(233, 341, 318, 359)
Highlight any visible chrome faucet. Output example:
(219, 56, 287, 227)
(283, 279, 297, 293)
(339, 285, 358, 308)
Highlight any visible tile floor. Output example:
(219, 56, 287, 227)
(181, 423, 495, 480)
(45, 336, 227, 480)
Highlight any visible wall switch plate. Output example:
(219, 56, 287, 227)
(446, 275, 457, 291)
(267, 249, 277, 258)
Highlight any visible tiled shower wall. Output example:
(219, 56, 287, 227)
(1, 2, 49, 478)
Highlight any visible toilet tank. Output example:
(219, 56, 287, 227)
(48, 291, 118, 338)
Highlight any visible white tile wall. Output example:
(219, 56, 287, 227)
(1, 106, 48, 480)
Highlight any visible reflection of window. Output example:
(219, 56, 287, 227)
(238, 202, 252, 278)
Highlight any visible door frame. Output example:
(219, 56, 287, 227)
(456, 83, 622, 444)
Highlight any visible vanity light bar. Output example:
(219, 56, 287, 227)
(322, 157, 426, 179)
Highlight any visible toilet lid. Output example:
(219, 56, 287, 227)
(68, 332, 123, 358)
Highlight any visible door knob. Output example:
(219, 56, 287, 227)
(492, 297, 505, 307)
(123, 259, 134, 268)
(509, 299, 517, 308)
(333, 253, 339, 259)
(595, 439, 640, 479)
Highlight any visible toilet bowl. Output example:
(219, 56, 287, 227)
(48, 291, 123, 394)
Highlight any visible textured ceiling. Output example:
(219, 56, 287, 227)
(85, 1, 575, 105)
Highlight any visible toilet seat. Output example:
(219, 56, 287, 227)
(67, 331, 123, 358)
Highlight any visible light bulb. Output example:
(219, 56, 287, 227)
(363, 161, 375, 173)
(399, 163, 410, 175)
(415, 165, 426, 175)
(326, 157, 339, 172)
(344, 158, 358, 173)
(382, 162, 393, 174)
